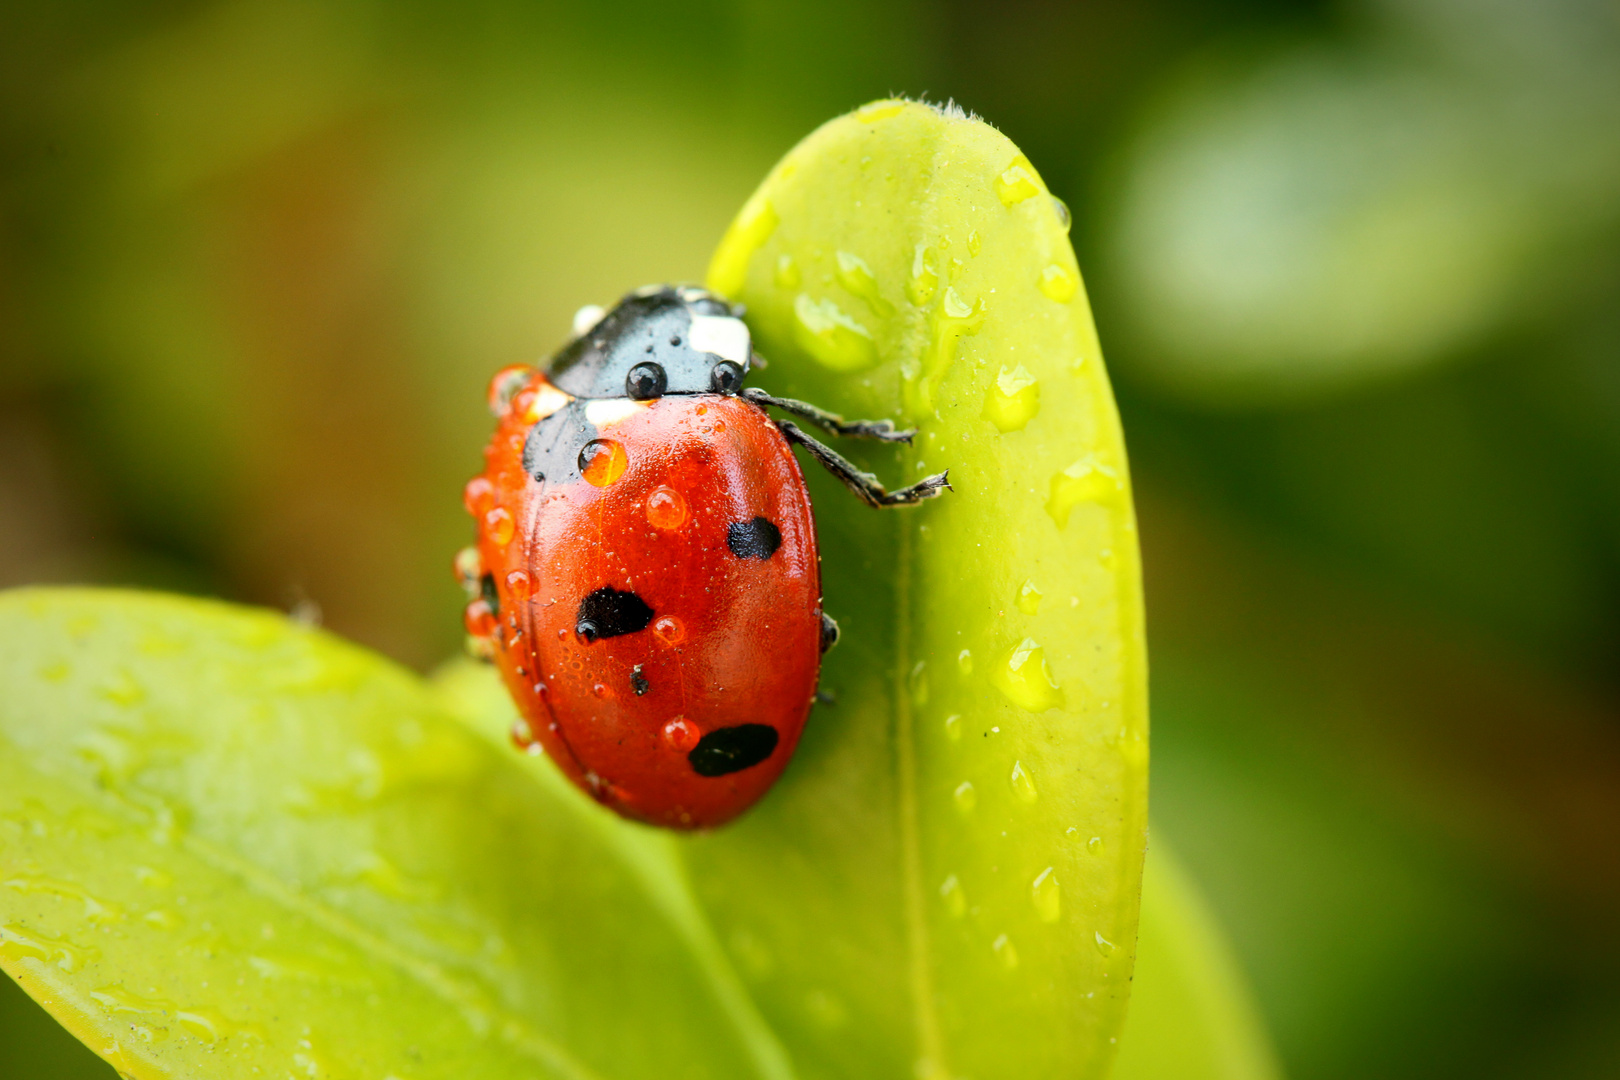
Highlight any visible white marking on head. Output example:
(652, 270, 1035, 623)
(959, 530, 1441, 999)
(572, 304, 605, 337)
(687, 315, 752, 366)
(523, 381, 574, 423)
(585, 398, 649, 428)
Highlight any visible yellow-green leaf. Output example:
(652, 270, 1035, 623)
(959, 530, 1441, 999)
(4, 99, 1153, 1080)
(1111, 840, 1282, 1080)
(0, 588, 786, 1080)
(702, 98, 1149, 1079)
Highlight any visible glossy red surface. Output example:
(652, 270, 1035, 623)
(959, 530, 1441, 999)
(468, 373, 823, 827)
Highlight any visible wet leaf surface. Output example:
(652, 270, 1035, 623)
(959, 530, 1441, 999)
(2, 100, 1163, 1080)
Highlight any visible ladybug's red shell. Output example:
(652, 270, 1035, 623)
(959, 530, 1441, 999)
(466, 374, 822, 828)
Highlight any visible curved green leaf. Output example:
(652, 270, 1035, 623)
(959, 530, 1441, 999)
(1111, 841, 1281, 1080)
(0, 588, 783, 1080)
(695, 99, 1150, 1079)
(3, 100, 1150, 1080)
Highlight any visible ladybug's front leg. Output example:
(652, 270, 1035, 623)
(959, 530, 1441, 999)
(776, 419, 952, 508)
(742, 388, 916, 443)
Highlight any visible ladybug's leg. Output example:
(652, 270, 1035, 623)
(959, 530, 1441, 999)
(743, 388, 915, 443)
(777, 420, 951, 508)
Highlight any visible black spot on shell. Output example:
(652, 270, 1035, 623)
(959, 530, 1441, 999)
(688, 724, 779, 777)
(727, 516, 781, 560)
(576, 587, 654, 642)
(631, 664, 650, 696)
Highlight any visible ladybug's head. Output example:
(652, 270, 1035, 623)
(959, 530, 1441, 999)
(547, 285, 755, 401)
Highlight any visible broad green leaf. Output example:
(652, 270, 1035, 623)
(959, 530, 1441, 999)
(693, 98, 1147, 1079)
(1111, 841, 1281, 1080)
(0, 588, 787, 1080)
(4, 100, 1150, 1080)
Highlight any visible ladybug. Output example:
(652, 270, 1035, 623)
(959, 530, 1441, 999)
(456, 285, 949, 828)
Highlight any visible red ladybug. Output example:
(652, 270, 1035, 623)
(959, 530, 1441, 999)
(457, 285, 948, 828)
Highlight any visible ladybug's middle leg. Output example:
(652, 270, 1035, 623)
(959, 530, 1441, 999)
(776, 420, 951, 508)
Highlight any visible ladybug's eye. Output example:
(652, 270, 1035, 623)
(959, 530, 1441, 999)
(710, 361, 745, 394)
(626, 362, 667, 400)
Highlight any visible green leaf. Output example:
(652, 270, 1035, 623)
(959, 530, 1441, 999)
(3, 99, 1152, 1080)
(0, 588, 785, 1080)
(696, 98, 1149, 1079)
(1111, 840, 1281, 1080)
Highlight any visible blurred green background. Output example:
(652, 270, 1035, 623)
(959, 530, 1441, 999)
(3, 0, 1619, 1077)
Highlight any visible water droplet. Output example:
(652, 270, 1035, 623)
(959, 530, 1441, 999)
(90, 986, 179, 1040)
(505, 569, 533, 600)
(953, 781, 977, 814)
(292, 1046, 328, 1077)
(907, 244, 938, 306)
(1032, 867, 1061, 923)
(967, 230, 982, 256)
(908, 287, 986, 413)
(463, 599, 497, 638)
(511, 718, 536, 748)
(993, 933, 1019, 969)
(1009, 760, 1039, 803)
(646, 486, 688, 529)
(483, 507, 515, 545)
(856, 99, 907, 123)
(98, 670, 146, 707)
(991, 638, 1065, 712)
(793, 294, 877, 372)
(944, 714, 962, 741)
(1045, 456, 1123, 529)
(663, 716, 700, 752)
(135, 867, 172, 890)
(76, 728, 144, 788)
(995, 155, 1041, 206)
(908, 661, 929, 708)
(1051, 195, 1072, 232)
(142, 908, 182, 931)
(4, 874, 123, 923)
(835, 251, 893, 316)
(177, 1010, 225, 1043)
(0, 923, 92, 972)
(462, 476, 495, 517)
(592, 682, 610, 699)
(939, 874, 966, 918)
(1094, 931, 1116, 956)
(653, 615, 686, 645)
(1017, 579, 1042, 615)
(486, 364, 534, 416)
(579, 438, 629, 487)
(774, 253, 801, 288)
(957, 649, 973, 675)
(1088, 836, 1104, 855)
(1039, 264, 1077, 303)
(983, 364, 1040, 433)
